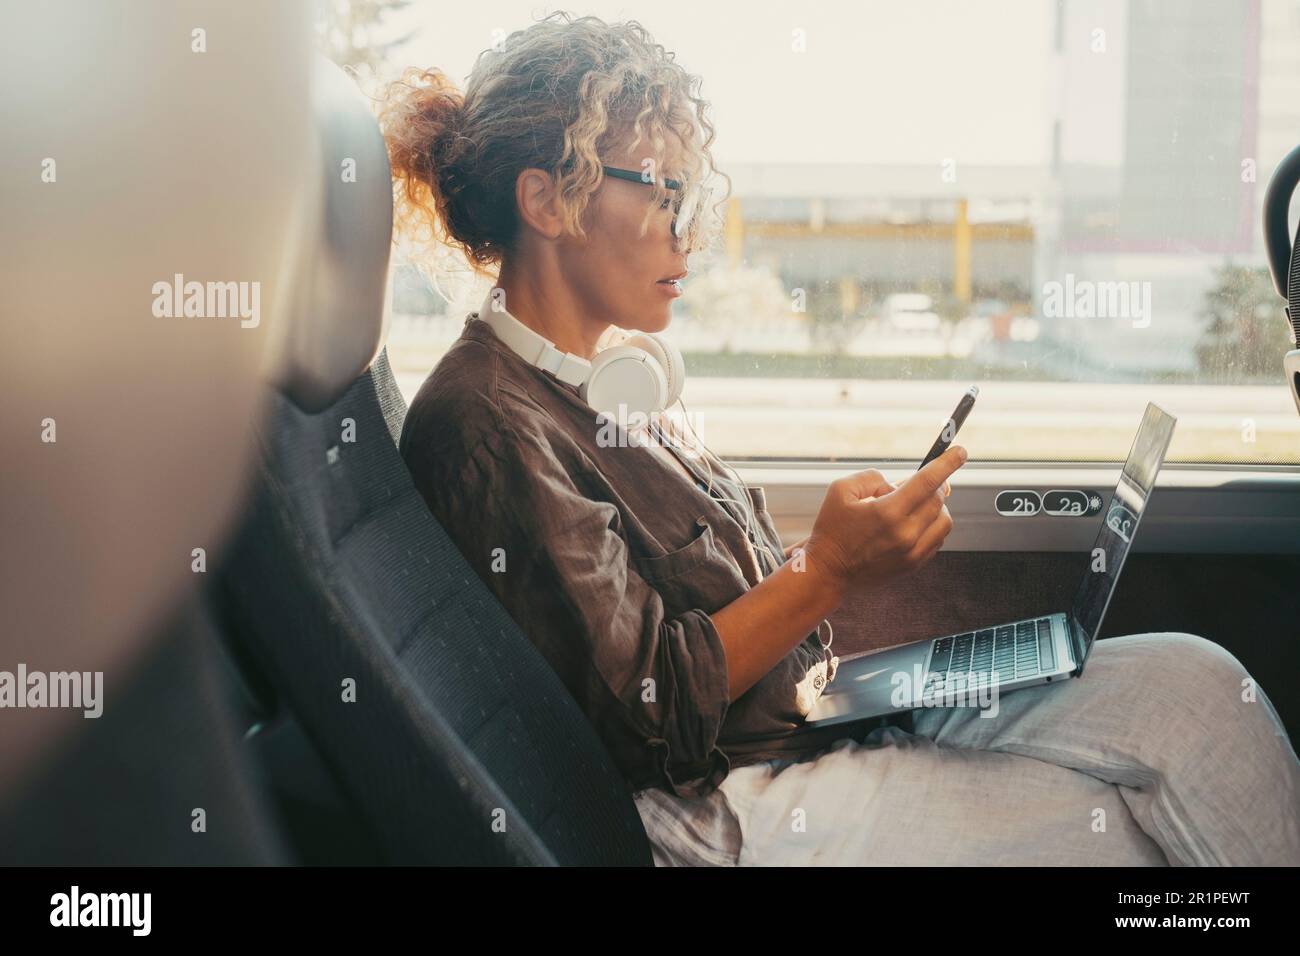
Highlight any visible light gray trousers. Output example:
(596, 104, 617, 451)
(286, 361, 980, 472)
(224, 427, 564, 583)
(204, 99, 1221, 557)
(714, 633, 1300, 865)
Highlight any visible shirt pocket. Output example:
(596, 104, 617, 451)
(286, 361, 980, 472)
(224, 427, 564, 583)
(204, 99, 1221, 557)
(631, 516, 753, 615)
(632, 515, 717, 585)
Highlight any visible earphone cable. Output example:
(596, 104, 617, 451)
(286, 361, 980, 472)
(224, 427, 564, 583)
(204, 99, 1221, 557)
(674, 396, 834, 656)
(673, 396, 781, 571)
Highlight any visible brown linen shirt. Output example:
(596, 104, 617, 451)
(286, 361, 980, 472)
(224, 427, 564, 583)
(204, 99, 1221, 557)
(399, 311, 863, 799)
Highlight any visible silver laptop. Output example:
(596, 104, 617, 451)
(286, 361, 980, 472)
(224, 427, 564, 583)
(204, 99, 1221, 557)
(805, 402, 1177, 727)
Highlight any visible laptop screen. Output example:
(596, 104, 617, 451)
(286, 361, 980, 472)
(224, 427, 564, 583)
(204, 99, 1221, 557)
(1069, 403, 1177, 657)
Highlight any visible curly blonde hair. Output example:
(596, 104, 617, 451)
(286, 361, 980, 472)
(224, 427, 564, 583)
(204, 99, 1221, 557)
(378, 11, 730, 274)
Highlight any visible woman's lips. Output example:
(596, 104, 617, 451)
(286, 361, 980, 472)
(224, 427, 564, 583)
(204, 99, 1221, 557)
(656, 278, 683, 297)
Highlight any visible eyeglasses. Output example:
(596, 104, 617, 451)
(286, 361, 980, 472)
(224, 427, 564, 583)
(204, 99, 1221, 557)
(601, 165, 712, 251)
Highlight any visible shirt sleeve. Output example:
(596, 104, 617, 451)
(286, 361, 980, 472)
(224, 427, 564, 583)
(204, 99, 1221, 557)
(416, 403, 733, 798)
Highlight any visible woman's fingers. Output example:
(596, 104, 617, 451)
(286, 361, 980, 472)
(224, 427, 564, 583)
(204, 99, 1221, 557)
(903, 503, 954, 567)
(836, 469, 898, 503)
(894, 447, 966, 514)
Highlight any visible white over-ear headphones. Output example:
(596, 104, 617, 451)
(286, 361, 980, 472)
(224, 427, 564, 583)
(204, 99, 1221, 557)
(473, 286, 685, 420)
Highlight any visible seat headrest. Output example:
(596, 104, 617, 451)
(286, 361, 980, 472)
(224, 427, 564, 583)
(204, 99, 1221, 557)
(268, 57, 394, 412)
(0, 0, 316, 791)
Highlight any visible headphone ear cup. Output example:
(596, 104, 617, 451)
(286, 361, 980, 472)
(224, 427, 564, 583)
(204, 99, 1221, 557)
(622, 332, 685, 408)
(582, 344, 669, 419)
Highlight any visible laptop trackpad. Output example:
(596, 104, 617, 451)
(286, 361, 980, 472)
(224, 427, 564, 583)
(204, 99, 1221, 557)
(809, 641, 932, 724)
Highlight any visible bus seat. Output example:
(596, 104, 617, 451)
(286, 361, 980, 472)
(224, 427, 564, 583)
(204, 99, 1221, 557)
(215, 57, 652, 866)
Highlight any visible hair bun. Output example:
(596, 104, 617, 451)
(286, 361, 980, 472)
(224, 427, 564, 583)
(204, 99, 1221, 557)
(379, 67, 469, 246)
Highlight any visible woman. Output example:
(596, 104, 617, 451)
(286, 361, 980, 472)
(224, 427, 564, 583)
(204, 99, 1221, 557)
(382, 12, 1300, 865)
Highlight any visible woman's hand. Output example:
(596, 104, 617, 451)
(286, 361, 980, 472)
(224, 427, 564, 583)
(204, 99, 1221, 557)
(800, 446, 966, 600)
(784, 475, 952, 561)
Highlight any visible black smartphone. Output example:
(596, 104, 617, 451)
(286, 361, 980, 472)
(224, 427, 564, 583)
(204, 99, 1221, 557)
(918, 385, 978, 470)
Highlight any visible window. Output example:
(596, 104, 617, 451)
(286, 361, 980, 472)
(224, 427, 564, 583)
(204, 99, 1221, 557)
(340, 0, 1300, 465)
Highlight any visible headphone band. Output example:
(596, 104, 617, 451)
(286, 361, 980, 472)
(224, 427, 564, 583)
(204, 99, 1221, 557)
(474, 288, 591, 388)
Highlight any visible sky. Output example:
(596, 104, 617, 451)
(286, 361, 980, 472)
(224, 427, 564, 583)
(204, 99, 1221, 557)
(386, 0, 1057, 166)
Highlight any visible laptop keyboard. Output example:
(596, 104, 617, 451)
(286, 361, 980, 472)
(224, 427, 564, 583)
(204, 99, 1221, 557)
(923, 617, 1057, 693)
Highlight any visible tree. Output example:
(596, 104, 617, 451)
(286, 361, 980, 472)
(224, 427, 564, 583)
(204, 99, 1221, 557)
(933, 292, 967, 355)
(314, 0, 417, 75)
(1195, 263, 1294, 383)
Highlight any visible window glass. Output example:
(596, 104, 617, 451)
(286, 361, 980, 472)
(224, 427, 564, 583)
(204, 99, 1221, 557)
(328, 0, 1300, 464)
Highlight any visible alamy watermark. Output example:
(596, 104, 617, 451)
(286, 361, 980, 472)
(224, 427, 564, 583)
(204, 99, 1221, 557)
(50, 886, 150, 936)
(0, 664, 103, 718)
(151, 273, 260, 328)
(1042, 273, 1151, 328)
(890, 664, 1001, 718)
(595, 403, 707, 459)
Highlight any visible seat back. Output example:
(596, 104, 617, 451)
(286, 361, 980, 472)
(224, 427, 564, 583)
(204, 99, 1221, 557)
(0, 594, 290, 865)
(0, 1, 315, 861)
(216, 57, 652, 865)
(221, 351, 651, 864)
(1263, 143, 1300, 417)
(0, 0, 315, 793)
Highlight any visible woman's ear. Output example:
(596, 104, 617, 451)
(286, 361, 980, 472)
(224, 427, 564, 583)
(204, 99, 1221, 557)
(514, 167, 565, 240)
